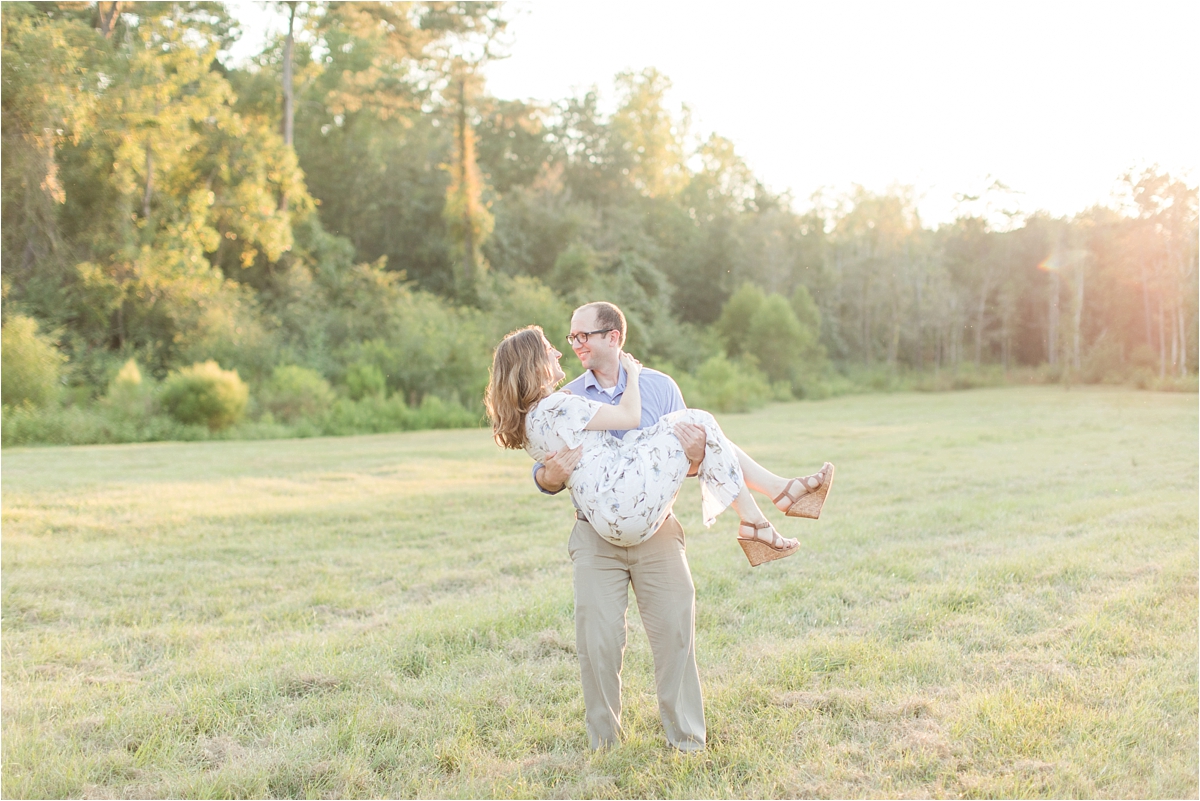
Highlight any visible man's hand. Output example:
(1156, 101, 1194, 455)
(536, 445, 583, 492)
(674, 422, 706, 477)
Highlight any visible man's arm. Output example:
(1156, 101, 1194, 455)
(533, 445, 583, 494)
(674, 422, 706, 477)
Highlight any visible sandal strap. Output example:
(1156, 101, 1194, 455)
(774, 469, 826, 506)
(773, 478, 803, 506)
(739, 519, 783, 549)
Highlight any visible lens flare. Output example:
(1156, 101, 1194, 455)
(1037, 252, 1062, 272)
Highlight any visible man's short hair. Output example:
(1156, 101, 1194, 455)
(576, 302, 627, 346)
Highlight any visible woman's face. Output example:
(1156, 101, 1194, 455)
(542, 336, 565, 385)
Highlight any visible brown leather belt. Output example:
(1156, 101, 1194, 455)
(575, 509, 589, 523)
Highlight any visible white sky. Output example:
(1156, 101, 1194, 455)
(228, 1, 1198, 226)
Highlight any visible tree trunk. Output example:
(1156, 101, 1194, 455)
(1138, 262, 1153, 352)
(913, 268, 924, 368)
(96, 2, 123, 39)
(142, 141, 153, 221)
(457, 78, 475, 289)
(1047, 269, 1059, 365)
(1156, 296, 1166, 378)
(974, 278, 989, 366)
(1178, 303, 1188, 377)
(278, 2, 297, 213)
(1169, 295, 1179, 374)
(1072, 257, 1084, 370)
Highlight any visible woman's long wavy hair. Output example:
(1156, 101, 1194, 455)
(485, 326, 556, 450)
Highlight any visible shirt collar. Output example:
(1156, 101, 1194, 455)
(582, 364, 627, 395)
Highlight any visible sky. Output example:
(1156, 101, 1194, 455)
(227, 1, 1198, 227)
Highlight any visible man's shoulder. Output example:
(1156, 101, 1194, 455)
(641, 367, 680, 389)
(563, 373, 590, 394)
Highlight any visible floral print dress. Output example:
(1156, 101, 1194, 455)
(525, 392, 744, 547)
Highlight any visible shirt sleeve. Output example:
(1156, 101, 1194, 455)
(661, 373, 687, 413)
(531, 461, 563, 495)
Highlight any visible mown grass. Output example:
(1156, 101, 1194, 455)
(2, 386, 1196, 798)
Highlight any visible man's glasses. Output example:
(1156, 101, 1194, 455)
(566, 329, 615, 347)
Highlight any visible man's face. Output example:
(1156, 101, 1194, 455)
(568, 309, 620, 372)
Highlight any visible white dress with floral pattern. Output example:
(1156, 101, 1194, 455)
(525, 392, 744, 547)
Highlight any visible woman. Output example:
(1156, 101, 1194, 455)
(484, 326, 834, 566)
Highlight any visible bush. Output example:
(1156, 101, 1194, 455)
(1, 315, 65, 408)
(676, 354, 772, 413)
(1, 403, 208, 447)
(160, 361, 249, 430)
(1081, 338, 1125, 384)
(105, 359, 155, 417)
(321, 393, 480, 436)
(714, 283, 766, 358)
(746, 294, 807, 384)
(716, 285, 826, 392)
(343, 362, 386, 401)
(408, 395, 481, 429)
(260, 365, 335, 423)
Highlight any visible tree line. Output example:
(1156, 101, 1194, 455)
(2, 1, 1196, 444)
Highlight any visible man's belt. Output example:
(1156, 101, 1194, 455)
(575, 509, 589, 523)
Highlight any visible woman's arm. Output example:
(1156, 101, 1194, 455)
(585, 352, 642, 431)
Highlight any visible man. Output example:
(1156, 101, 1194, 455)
(534, 301, 709, 752)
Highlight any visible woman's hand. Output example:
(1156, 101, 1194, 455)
(620, 351, 642, 380)
(586, 352, 644, 432)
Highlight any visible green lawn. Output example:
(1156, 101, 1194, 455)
(2, 386, 1197, 798)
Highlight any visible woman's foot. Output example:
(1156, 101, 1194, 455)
(773, 462, 835, 519)
(737, 520, 799, 567)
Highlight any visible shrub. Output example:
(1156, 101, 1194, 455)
(1, 315, 65, 408)
(260, 365, 335, 423)
(1, 403, 208, 447)
(160, 361, 248, 430)
(343, 362, 386, 401)
(746, 294, 807, 384)
(1082, 338, 1125, 384)
(323, 394, 414, 435)
(714, 283, 766, 358)
(717, 286, 826, 391)
(105, 359, 155, 417)
(409, 395, 481, 429)
(677, 354, 772, 413)
(320, 393, 480, 436)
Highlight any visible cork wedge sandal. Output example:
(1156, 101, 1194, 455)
(775, 462, 835, 519)
(737, 520, 799, 567)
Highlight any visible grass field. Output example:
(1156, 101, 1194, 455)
(2, 386, 1197, 798)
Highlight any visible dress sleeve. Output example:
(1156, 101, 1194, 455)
(548, 393, 603, 448)
(527, 393, 603, 455)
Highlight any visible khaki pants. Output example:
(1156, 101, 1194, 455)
(568, 513, 706, 751)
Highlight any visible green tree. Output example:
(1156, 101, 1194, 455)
(609, 68, 689, 199)
(1, 314, 65, 407)
(715, 283, 765, 357)
(442, 62, 494, 302)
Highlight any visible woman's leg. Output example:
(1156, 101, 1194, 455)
(729, 482, 797, 548)
(671, 409, 809, 547)
(733, 444, 829, 514)
(732, 445, 790, 506)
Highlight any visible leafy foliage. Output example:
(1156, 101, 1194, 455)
(261, 365, 336, 424)
(0, 2, 1195, 447)
(159, 360, 248, 430)
(1, 314, 65, 408)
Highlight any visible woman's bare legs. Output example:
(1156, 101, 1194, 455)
(729, 481, 797, 549)
(732, 445, 791, 506)
(732, 444, 829, 514)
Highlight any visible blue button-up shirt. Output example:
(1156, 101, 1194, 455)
(532, 365, 687, 495)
